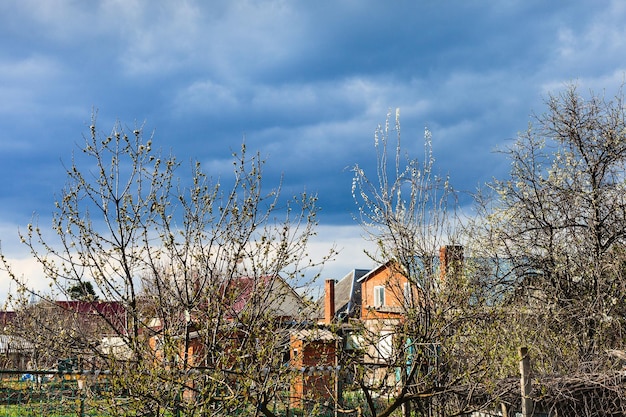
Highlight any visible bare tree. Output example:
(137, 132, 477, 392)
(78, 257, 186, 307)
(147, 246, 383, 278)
(2, 117, 332, 416)
(348, 109, 495, 416)
(463, 84, 626, 416)
(484, 85, 626, 361)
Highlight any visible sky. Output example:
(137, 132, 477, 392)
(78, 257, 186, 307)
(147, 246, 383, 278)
(1, 0, 626, 300)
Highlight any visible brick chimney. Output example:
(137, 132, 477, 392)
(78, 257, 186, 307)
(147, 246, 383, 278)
(439, 245, 463, 281)
(324, 279, 335, 324)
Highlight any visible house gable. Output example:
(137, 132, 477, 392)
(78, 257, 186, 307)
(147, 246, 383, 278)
(218, 274, 308, 322)
(358, 260, 410, 320)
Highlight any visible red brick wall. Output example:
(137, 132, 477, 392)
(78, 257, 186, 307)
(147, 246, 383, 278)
(290, 335, 337, 409)
(361, 263, 407, 320)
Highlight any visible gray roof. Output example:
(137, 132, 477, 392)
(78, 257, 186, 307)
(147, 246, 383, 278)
(317, 269, 369, 320)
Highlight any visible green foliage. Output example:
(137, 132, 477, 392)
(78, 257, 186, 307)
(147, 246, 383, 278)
(68, 282, 97, 301)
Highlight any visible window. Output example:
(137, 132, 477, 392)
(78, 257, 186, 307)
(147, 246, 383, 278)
(403, 282, 412, 305)
(377, 330, 393, 360)
(374, 285, 385, 308)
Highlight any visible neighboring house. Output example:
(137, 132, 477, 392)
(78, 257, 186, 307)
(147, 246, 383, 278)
(0, 301, 128, 369)
(358, 246, 463, 321)
(53, 301, 130, 365)
(148, 274, 310, 368)
(224, 274, 310, 322)
(146, 274, 314, 402)
(356, 260, 411, 385)
(351, 246, 463, 386)
(359, 246, 464, 321)
(359, 260, 411, 321)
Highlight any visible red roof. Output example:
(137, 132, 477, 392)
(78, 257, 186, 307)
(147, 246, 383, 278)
(0, 311, 16, 327)
(227, 276, 270, 315)
(55, 301, 127, 334)
(219, 275, 305, 320)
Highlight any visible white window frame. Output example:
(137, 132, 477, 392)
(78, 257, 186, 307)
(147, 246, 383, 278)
(403, 282, 412, 305)
(374, 285, 385, 308)
(377, 330, 393, 360)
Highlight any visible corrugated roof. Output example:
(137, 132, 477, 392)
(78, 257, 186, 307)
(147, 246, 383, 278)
(291, 328, 339, 341)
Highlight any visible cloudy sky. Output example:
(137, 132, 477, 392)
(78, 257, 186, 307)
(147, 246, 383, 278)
(1, 0, 626, 298)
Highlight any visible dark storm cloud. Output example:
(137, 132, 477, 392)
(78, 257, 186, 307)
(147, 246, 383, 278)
(1, 0, 626, 291)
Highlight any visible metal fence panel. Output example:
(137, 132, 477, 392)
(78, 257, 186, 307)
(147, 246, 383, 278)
(0, 369, 113, 417)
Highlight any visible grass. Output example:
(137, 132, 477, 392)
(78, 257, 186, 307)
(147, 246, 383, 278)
(0, 401, 83, 417)
(0, 377, 116, 417)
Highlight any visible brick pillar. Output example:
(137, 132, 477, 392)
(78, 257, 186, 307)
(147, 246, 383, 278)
(439, 245, 463, 281)
(290, 332, 337, 411)
(324, 279, 335, 324)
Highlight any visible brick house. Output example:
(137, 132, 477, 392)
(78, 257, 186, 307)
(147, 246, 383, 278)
(292, 246, 464, 408)
(359, 260, 411, 321)
(358, 246, 463, 321)
(354, 246, 463, 386)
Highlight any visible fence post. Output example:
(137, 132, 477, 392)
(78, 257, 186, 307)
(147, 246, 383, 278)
(519, 347, 532, 417)
(77, 368, 85, 417)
